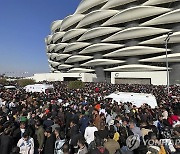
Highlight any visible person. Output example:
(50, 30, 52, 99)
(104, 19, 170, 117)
(51, 118, 60, 132)
(54, 128, 66, 154)
(44, 127, 56, 154)
(10, 147, 20, 154)
(34, 121, 45, 153)
(0, 128, 13, 154)
(77, 137, 88, 154)
(129, 121, 142, 138)
(69, 120, 81, 153)
(84, 120, 98, 145)
(13, 122, 26, 145)
(89, 137, 109, 154)
(104, 132, 120, 154)
(17, 131, 34, 154)
(119, 118, 133, 147)
(79, 111, 89, 135)
(62, 143, 70, 154)
(95, 122, 108, 140)
(93, 109, 101, 130)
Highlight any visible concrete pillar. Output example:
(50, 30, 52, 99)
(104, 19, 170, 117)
(170, 63, 180, 84)
(74, 63, 80, 68)
(92, 38, 105, 82)
(173, 1, 180, 9)
(170, 23, 180, 84)
(95, 67, 106, 82)
(127, 57, 139, 64)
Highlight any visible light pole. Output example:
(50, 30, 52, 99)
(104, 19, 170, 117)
(164, 32, 173, 95)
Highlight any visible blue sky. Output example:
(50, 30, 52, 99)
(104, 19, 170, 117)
(0, 0, 80, 76)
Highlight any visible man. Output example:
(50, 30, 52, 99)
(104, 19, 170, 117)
(0, 129, 13, 154)
(13, 122, 26, 145)
(79, 111, 89, 135)
(51, 118, 60, 132)
(77, 137, 88, 154)
(129, 121, 142, 138)
(34, 121, 44, 153)
(119, 118, 133, 147)
(44, 127, 56, 154)
(84, 120, 98, 145)
(17, 131, 34, 154)
(104, 132, 120, 154)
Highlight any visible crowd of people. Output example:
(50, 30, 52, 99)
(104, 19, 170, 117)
(0, 81, 179, 154)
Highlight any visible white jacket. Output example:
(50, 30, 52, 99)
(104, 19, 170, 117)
(84, 126, 98, 144)
(17, 137, 34, 154)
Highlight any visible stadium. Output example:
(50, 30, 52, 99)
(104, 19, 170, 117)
(45, 0, 180, 84)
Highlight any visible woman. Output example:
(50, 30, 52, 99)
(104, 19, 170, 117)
(54, 127, 65, 154)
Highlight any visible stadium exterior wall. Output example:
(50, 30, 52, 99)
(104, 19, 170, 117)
(111, 71, 167, 85)
(45, 0, 180, 84)
(28, 73, 97, 82)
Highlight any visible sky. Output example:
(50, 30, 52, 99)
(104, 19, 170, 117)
(0, 0, 80, 77)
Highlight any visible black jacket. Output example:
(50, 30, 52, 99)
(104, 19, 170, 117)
(43, 134, 56, 154)
(0, 134, 13, 154)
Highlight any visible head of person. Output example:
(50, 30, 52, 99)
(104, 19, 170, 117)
(88, 119, 94, 126)
(11, 146, 20, 154)
(4, 128, 11, 136)
(63, 143, 70, 154)
(129, 121, 136, 129)
(54, 127, 61, 138)
(122, 118, 128, 126)
(35, 121, 41, 129)
(108, 132, 114, 139)
(22, 131, 29, 141)
(114, 120, 120, 127)
(20, 122, 26, 129)
(95, 137, 104, 147)
(100, 122, 105, 130)
(77, 137, 86, 148)
(70, 120, 76, 128)
(44, 127, 52, 137)
(59, 131, 65, 140)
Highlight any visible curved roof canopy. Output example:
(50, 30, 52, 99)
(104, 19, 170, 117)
(101, 0, 137, 9)
(64, 42, 91, 53)
(47, 44, 56, 53)
(140, 32, 180, 45)
(68, 68, 94, 73)
(52, 32, 65, 43)
(102, 6, 170, 26)
(81, 59, 125, 67)
(76, 10, 119, 28)
(62, 29, 87, 42)
(51, 20, 62, 33)
(60, 14, 85, 31)
(79, 43, 124, 54)
(45, 35, 53, 45)
(54, 43, 68, 52)
(78, 27, 121, 41)
(104, 46, 170, 57)
(139, 53, 180, 63)
(48, 60, 60, 67)
(75, 0, 108, 14)
(103, 27, 171, 42)
(52, 54, 71, 61)
(58, 64, 73, 70)
(105, 64, 169, 72)
(141, 9, 180, 26)
(142, 0, 180, 6)
(65, 55, 93, 63)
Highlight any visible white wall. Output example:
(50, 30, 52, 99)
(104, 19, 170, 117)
(111, 71, 167, 85)
(28, 73, 97, 82)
